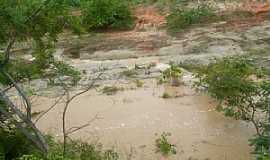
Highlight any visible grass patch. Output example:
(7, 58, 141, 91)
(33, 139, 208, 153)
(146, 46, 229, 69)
(102, 86, 123, 95)
(121, 69, 138, 78)
(134, 79, 144, 87)
(162, 92, 172, 99)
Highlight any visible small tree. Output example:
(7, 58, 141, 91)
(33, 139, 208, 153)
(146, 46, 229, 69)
(195, 56, 270, 159)
(0, 0, 82, 155)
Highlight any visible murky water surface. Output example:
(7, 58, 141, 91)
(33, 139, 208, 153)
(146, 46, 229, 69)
(33, 81, 254, 160)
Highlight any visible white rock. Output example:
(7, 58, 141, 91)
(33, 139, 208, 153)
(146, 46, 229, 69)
(120, 123, 125, 127)
(154, 63, 170, 72)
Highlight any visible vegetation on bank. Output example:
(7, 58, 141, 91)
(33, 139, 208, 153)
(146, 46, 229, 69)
(155, 132, 177, 157)
(0, 129, 119, 160)
(81, 0, 134, 30)
(166, 4, 215, 32)
(194, 56, 270, 159)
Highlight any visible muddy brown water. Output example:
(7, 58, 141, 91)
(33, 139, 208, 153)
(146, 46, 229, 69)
(33, 80, 254, 160)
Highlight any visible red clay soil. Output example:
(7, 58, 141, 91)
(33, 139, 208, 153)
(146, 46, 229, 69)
(222, 2, 270, 30)
(242, 2, 270, 15)
(133, 5, 166, 30)
(225, 15, 264, 30)
(103, 6, 168, 52)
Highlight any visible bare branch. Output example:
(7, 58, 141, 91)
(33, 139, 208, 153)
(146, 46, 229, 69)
(61, 72, 103, 156)
(0, 84, 15, 94)
(66, 114, 102, 135)
(0, 38, 16, 68)
(68, 73, 103, 104)
(0, 92, 48, 153)
(1, 70, 32, 120)
(34, 94, 65, 124)
(0, 0, 64, 155)
(0, 106, 47, 154)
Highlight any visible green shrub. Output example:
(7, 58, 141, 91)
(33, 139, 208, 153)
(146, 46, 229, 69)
(162, 92, 171, 99)
(52, 61, 81, 85)
(162, 63, 183, 86)
(134, 79, 144, 87)
(162, 63, 182, 80)
(250, 134, 270, 160)
(166, 4, 215, 32)
(155, 132, 176, 157)
(0, 128, 39, 160)
(81, 0, 134, 30)
(18, 155, 40, 160)
(12, 135, 119, 160)
(121, 69, 138, 78)
(0, 59, 42, 85)
(67, 0, 81, 7)
(102, 86, 122, 95)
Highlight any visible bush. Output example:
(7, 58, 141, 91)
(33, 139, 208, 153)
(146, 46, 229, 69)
(102, 86, 122, 95)
(162, 92, 171, 99)
(134, 79, 144, 87)
(2, 132, 119, 160)
(81, 0, 134, 30)
(0, 128, 39, 160)
(67, 0, 81, 7)
(155, 132, 176, 157)
(121, 69, 138, 78)
(162, 63, 183, 86)
(166, 4, 215, 32)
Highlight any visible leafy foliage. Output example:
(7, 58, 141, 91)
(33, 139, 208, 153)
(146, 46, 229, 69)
(0, 57, 81, 86)
(52, 61, 81, 85)
(0, 0, 82, 44)
(195, 57, 270, 159)
(166, 4, 215, 32)
(67, 0, 81, 7)
(250, 134, 270, 160)
(0, 0, 83, 156)
(0, 0, 83, 86)
(155, 132, 177, 157)
(162, 63, 182, 86)
(81, 0, 134, 30)
(163, 63, 182, 79)
(162, 92, 172, 99)
(0, 128, 39, 160)
(1, 131, 119, 160)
